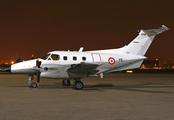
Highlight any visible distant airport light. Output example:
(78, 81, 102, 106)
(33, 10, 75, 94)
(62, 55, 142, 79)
(127, 70, 133, 73)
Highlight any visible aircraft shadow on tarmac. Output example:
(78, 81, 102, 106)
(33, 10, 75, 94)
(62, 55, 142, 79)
(10, 82, 174, 93)
(35, 82, 174, 93)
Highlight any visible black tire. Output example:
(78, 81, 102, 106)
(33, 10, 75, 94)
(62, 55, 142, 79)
(31, 82, 37, 88)
(74, 81, 84, 90)
(62, 79, 70, 86)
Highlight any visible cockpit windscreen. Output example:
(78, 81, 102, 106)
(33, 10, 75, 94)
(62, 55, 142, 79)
(39, 53, 50, 60)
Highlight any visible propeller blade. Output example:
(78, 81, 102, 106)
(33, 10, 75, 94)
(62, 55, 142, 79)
(11, 54, 23, 63)
(36, 59, 42, 87)
(17, 57, 23, 63)
(11, 56, 15, 60)
(20, 57, 23, 61)
(37, 71, 40, 87)
(36, 59, 41, 68)
(31, 54, 34, 59)
(16, 54, 18, 60)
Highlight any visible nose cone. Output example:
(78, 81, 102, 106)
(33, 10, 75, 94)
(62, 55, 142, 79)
(5, 66, 11, 72)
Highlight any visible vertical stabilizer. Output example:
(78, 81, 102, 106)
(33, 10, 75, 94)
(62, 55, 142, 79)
(88, 25, 169, 56)
(121, 25, 169, 56)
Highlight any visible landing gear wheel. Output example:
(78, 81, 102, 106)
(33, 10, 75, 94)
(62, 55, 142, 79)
(31, 82, 37, 88)
(62, 79, 70, 86)
(74, 81, 84, 90)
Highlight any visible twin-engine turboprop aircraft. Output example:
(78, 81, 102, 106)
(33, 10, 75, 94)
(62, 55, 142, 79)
(5, 25, 169, 90)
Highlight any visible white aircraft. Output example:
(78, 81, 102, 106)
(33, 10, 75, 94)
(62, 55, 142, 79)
(5, 25, 169, 90)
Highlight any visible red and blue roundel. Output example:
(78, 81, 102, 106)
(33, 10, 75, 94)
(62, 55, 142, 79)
(108, 57, 116, 65)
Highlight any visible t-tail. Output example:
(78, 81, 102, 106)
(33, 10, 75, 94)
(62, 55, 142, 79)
(93, 25, 169, 56)
(121, 25, 169, 56)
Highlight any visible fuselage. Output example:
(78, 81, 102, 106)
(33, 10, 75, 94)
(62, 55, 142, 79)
(10, 50, 146, 79)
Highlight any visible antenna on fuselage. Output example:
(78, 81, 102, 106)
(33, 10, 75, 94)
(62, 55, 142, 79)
(78, 47, 84, 52)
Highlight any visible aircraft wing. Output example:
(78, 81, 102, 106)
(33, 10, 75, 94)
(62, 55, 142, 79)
(33, 62, 101, 78)
(67, 62, 101, 78)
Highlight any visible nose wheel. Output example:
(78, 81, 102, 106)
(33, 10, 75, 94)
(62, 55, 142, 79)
(28, 75, 39, 88)
(31, 82, 38, 88)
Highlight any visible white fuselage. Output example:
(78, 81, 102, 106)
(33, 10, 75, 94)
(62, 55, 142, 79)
(11, 51, 146, 79)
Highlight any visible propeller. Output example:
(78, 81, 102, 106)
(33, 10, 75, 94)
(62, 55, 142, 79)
(11, 54, 23, 63)
(31, 54, 34, 59)
(36, 59, 42, 87)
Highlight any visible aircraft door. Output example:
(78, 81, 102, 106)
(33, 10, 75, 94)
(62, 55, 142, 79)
(91, 53, 102, 72)
(91, 53, 101, 63)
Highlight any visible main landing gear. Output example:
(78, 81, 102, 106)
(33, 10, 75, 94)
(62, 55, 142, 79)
(74, 81, 84, 90)
(62, 79, 84, 90)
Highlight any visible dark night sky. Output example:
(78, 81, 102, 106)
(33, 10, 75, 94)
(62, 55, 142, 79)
(0, 0, 173, 64)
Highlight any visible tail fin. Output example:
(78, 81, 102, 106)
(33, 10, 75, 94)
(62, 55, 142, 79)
(121, 25, 169, 56)
(88, 25, 169, 55)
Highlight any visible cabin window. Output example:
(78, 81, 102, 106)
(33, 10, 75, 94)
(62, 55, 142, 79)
(51, 54, 60, 60)
(63, 56, 68, 60)
(82, 57, 86, 61)
(73, 56, 77, 61)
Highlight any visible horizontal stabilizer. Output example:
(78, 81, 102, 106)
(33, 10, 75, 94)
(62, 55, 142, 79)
(143, 25, 169, 36)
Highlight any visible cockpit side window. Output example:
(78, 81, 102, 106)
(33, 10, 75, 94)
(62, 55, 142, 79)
(51, 54, 60, 60)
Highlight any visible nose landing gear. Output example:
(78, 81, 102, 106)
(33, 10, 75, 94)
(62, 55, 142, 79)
(31, 82, 38, 88)
(28, 75, 38, 88)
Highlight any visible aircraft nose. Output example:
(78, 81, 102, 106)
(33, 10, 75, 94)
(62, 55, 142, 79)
(5, 66, 11, 72)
